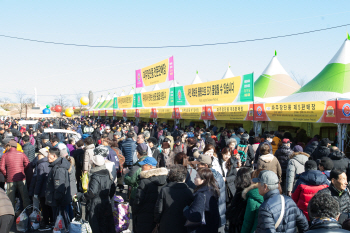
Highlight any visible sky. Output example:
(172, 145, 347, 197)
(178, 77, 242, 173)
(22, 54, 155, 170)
(0, 1, 349, 106)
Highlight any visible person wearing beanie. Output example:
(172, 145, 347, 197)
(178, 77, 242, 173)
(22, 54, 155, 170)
(319, 157, 334, 182)
(286, 146, 310, 196)
(311, 138, 331, 161)
(133, 157, 168, 233)
(291, 160, 329, 221)
(76, 154, 115, 233)
(328, 147, 350, 181)
(156, 142, 175, 169)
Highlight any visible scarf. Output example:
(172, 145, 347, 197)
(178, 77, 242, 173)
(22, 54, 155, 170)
(90, 164, 114, 181)
(312, 217, 338, 225)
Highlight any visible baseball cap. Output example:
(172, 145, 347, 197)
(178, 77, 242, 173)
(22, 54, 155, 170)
(320, 138, 331, 146)
(139, 157, 157, 167)
(39, 148, 49, 157)
(238, 128, 245, 133)
(252, 170, 279, 185)
(82, 134, 91, 139)
(196, 155, 212, 165)
(282, 138, 290, 143)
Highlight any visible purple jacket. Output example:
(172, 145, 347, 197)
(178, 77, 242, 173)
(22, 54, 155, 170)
(67, 144, 75, 154)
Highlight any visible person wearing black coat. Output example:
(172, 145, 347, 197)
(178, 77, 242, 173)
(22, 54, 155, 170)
(154, 164, 193, 233)
(77, 155, 115, 233)
(71, 142, 85, 192)
(133, 166, 168, 233)
(274, 140, 294, 193)
(328, 149, 350, 181)
(304, 141, 318, 156)
(311, 138, 331, 161)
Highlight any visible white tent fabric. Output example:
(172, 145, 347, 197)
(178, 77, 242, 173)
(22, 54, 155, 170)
(129, 89, 135, 95)
(153, 84, 160, 91)
(222, 65, 235, 79)
(120, 91, 125, 97)
(140, 87, 147, 93)
(169, 81, 180, 87)
(192, 74, 202, 84)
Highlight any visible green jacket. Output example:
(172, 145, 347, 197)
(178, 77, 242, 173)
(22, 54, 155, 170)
(241, 183, 264, 233)
(124, 156, 147, 201)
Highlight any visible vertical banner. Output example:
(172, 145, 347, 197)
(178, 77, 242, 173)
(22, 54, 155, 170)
(113, 110, 116, 117)
(240, 73, 254, 102)
(105, 110, 108, 117)
(168, 86, 186, 106)
(135, 56, 174, 88)
(135, 109, 140, 118)
(98, 111, 101, 117)
(113, 97, 118, 109)
(133, 93, 143, 108)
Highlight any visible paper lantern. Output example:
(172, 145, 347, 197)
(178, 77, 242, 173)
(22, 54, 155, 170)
(42, 108, 51, 114)
(80, 96, 89, 106)
(55, 105, 62, 112)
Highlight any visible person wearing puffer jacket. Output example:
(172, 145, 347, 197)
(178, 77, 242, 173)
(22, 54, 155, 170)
(304, 141, 318, 156)
(291, 160, 329, 221)
(83, 137, 95, 173)
(311, 138, 331, 161)
(274, 138, 294, 193)
(254, 170, 309, 233)
(257, 144, 282, 182)
(286, 145, 310, 196)
(328, 147, 350, 181)
(241, 169, 265, 233)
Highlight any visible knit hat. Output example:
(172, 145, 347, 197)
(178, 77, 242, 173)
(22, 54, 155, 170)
(241, 133, 249, 140)
(92, 155, 105, 166)
(136, 143, 148, 156)
(305, 160, 317, 171)
(205, 137, 216, 147)
(293, 145, 303, 152)
(319, 157, 334, 171)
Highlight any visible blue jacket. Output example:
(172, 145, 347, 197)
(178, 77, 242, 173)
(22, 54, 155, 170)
(77, 125, 83, 136)
(210, 168, 226, 227)
(256, 189, 309, 233)
(183, 186, 220, 233)
(122, 138, 137, 166)
(292, 170, 329, 193)
(106, 146, 119, 169)
(34, 157, 51, 197)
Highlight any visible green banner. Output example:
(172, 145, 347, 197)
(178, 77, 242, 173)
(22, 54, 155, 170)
(168, 86, 186, 106)
(113, 97, 118, 109)
(240, 73, 254, 102)
(133, 93, 143, 108)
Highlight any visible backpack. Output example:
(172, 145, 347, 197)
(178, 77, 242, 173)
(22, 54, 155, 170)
(112, 195, 130, 233)
(237, 144, 249, 163)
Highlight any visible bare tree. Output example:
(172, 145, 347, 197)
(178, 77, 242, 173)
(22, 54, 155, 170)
(0, 97, 12, 111)
(290, 71, 307, 87)
(25, 97, 35, 108)
(53, 94, 71, 109)
(75, 92, 84, 112)
(15, 90, 27, 117)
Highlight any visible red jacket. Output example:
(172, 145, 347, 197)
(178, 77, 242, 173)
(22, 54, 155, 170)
(291, 170, 329, 221)
(0, 147, 30, 182)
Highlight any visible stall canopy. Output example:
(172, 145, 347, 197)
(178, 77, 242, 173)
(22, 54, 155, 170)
(222, 64, 235, 79)
(98, 94, 111, 109)
(192, 72, 202, 84)
(281, 37, 350, 102)
(254, 53, 300, 103)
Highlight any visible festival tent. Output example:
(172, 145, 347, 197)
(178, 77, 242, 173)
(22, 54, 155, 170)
(93, 95, 105, 109)
(254, 52, 300, 103)
(98, 94, 111, 109)
(192, 72, 202, 84)
(140, 87, 147, 93)
(169, 81, 180, 87)
(103, 94, 115, 109)
(222, 63, 235, 79)
(129, 89, 135, 95)
(120, 91, 125, 97)
(153, 84, 160, 91)
(281, 37, 350, 102)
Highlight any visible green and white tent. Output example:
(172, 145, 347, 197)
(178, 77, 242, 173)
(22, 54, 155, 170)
(281, 37, 350, 102)
(98, 94, 111, 109)
(94, 95, 105, 109)
(254, 53, 300, 103)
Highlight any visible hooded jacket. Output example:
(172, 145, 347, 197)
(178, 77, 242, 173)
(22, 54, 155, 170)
(257, 154, 282, 181)
(241, 183, 264, 233)
(291, 170, 329, 221)
(311, 145, 330, 161)
(255, 189, 309, 233)
(304, 141, 318, 155)
(45, 157, 71, 207)
(133, 168, 168, 233)
(286, 152, 310, 192)
(274, 145, 294, 175)
(329, 150, 350, 180)
(83, 144, 95, 172)
(34, 157, 51, 197)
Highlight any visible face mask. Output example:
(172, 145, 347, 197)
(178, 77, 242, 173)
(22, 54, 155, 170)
(268, 139, 272, 143)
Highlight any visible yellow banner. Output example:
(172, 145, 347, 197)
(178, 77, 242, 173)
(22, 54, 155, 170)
(142, 89, 169, 107)
(180, 107, 202, 119)
(118, 95, 133, 109)
(139, 109, 151, 118)
(157, 108, 173, 119)
(107, 110, 113, 116)
(126, 109, 135, 118)
(184, 76, 241, 105)
(141, 58, 169, 86)
(116, 110, 123, 117)
(265, 102, 325, 122)
(213, 105, 249, 121)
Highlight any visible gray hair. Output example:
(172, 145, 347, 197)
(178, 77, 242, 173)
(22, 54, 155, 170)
(266, 183, 279, 191)
(144, 130, 150, 138)
(226, 138, 237, 147)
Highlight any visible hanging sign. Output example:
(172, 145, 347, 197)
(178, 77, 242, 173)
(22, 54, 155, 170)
(118, 95, 133, 109)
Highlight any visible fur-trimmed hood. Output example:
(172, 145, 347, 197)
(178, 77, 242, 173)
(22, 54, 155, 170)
(67, 156, 75, 173)
(242, 183, 259, 200)
(140, 167, 168, 179)
(259, 153, 274, 163)
(289, 152, 310, 160)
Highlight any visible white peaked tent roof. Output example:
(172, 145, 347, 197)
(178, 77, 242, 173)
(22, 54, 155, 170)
(100, 94, 111, 109)
(129, 89, 135, 95)
(120, 91, 125, 97)
(192, 73, 202, 84)
(140, 87, 147, 93)
(153, 84, 160, 91)
(222, 64, 235, 79)
(280, 38, 350, 103)
(169, 81, 181, 88)
(254, 55, 300, 103)
(89, 97, 101, 110)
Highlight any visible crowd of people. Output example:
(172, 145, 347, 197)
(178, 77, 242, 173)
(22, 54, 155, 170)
(0, 117, 350, 233)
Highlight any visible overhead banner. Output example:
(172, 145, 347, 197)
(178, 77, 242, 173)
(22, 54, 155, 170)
(142, 89, 170, 107)
(213, 105, 249, 121)
(118, 95, 133, 109)
(157, 108, 173, 119)
(168, 86, 186, 106)
(179, 107, 202, 119)
(184, 76, 241, 105)
(136, 56, 174, 88)
(139, 109, 151, 118)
